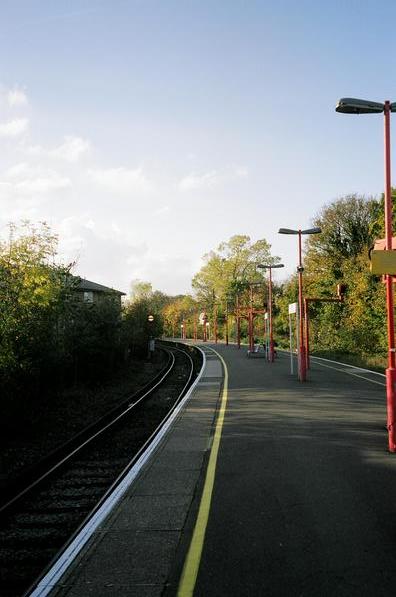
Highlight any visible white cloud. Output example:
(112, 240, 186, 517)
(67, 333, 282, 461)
(26, 135, 91, 162)
(85, 219, 96, 230)
(178, 166, 248, 192)
(50, 135, 91, 162)
(0, 118, 29, 137)
(178, 170, 218, 191)
(235, 166, 249, 178)
(7, 88, 28, 107)
(154, 205, 170, 216)
(0, 162, 71, 196)
(87, 166, 153, 194)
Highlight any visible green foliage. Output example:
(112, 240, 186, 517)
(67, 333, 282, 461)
(0, 222, 70, 387)
(0, 222, 129, 410)
(296, 194, 389, 357)
(184, 234, 280, 342)
(192, 234, 278, 304)
(124, 282, 165, 355)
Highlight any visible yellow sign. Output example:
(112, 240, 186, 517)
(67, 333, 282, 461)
(370, 250, 396, 275)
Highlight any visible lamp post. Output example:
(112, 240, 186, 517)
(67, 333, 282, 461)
(336, 97, 396, 452)
(278, 227, 321, 381)
(258, 263, 284, 362)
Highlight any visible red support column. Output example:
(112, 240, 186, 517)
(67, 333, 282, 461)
(298, 230, 306, 382)
(304, 298, 310, 370)
(249, 285, 254, 352)
(225, 304, 229, 346)
(236, 294, 241, 349)
(384, 101, 396, 452)
(214, 303, 218, 344)
(269, 267, 274, 362)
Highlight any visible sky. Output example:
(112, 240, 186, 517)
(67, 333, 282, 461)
(1, 0, 396, 296)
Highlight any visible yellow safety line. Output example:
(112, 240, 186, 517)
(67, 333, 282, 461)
(177, 348, 229, 597)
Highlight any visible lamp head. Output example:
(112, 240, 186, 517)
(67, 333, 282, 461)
(336, 97, 384, 114)
(301, 227, 322, 235)
(279, 227, 321, 235)
(278, 228, 298, 235)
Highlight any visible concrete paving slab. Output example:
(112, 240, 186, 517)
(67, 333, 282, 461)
(59, 529, 179, 586)
(99, 494, 192, 531)
(160, 434, 211, 453)
(132, 468, 200, 496)
(57, 583, 163, 597)
(202, 359, 222, 378)
(147, 449, 205, 471)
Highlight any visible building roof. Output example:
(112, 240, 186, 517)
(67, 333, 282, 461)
(75, 278, 126, 295)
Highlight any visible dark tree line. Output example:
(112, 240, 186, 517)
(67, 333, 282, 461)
(0, 223, 165, 420)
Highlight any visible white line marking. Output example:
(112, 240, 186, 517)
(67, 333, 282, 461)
(308, 354, 385, 377)
(312, 360, 386, 386)
(277, 349, 386, 386)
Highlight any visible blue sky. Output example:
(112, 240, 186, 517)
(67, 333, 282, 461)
(0, 1, 395, 294)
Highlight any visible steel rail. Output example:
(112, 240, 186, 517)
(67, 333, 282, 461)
(0, 348, 175, 516)
(26, 344, 198, 597)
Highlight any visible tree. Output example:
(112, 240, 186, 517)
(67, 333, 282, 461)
(300, 194, 387, 356)
(304, 195, 378, 279)
(161, 295, 199, 338)
(192, 234, 279, 304)
(191, 235, 279, 343)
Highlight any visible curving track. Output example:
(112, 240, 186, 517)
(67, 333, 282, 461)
(0, 343, 199, 597)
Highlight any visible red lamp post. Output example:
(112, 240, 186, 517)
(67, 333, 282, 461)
(258, 263, 284, 362)
(336, 97, 396, 452)
(278, 227, 321, 381)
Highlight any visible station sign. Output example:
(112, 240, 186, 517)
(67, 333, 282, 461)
(370, 250, 396, 275)
(288, 302, 298, 315)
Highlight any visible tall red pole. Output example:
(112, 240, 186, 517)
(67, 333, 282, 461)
(203, 309, 207, 342)
(236, 294, 241, 349)
(268, 267, 274, 362)
(225, 303, 229, 345)
(384, 101, 396, 452)
(249, 285, 254, 352)
(298, 230, 306, 381)
(304, 298, 310, 370)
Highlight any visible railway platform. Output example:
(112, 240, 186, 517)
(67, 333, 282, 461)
(44, 342, 396, 596)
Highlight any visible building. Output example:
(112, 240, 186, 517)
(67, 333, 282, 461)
(73, 278, 126, 309)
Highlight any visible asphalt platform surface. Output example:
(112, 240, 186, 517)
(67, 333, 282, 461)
(173, 344, 396, 597)
(46, 343, 396, 596)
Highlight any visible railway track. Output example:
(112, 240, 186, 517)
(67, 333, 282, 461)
(0, 343, 200, 597)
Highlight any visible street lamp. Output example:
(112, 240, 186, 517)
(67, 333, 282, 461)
(336, 97, 396, 452)
(278, 227, 321, 381)
(257, 263, 284, 362)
